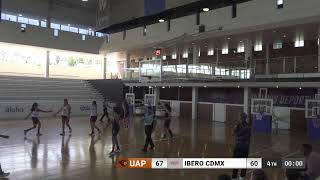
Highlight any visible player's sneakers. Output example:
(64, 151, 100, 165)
(0, 172, 10, 178)
(115, 149, 121, 153)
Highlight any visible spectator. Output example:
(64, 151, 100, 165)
(218, 174, 232, 180)
(232, 112, 252, 180)
(218, 174, 231, 180)
(250, 169, 268, 180)
(303, 144, 320, 179)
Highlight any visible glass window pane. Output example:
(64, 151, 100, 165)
(6, 14, 17, 22)
(51, 23, 60, 30)
(41, 21, 47, 27)
(28, 18, 39, 26)
(79, 28, 88, 35)
(69, 27, 78, 33)
(61, 25, 70, 31)
(18, 17, 28, 24)
(54, 29, 59, 37)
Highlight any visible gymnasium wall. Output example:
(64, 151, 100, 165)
(0, 21, 103, 54)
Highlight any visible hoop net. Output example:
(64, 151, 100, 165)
(251, 98, 273, 116)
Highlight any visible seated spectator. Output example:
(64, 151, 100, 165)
(303, 144, 320, 179)
(250, 169, 268, 180)
(218, 174, 232, 180)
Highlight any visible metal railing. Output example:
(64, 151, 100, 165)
(122, 54, 319, 81)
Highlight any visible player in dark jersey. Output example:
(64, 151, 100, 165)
(99, 100, 109, 123)
(162, 103, 173, 139)
(109, 106, 121, 155)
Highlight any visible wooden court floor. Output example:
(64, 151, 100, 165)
(0, 116, 317, 180)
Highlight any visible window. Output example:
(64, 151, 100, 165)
(79, 28, 88, 35)
(172, 52, 177, 59)
(18, 17, 28, 24)
(1, 13, 5, 20)
(82, 35, 86, 41)
(295, 35, 304, 47)
(54, 29, 59, 37)
(207, 48, 214, 56)
(222, 45, 229, 54)
(198, 48, 201, 57)
(51, 23, 60, 30)
(162, 55, 167, 60)
(21, 24, 26, 28)
(88, 29, 95, 36)
(5, 14, 17, 22)
(28, 18, 39, 26)
(273, 41, 283, 49)
(182, 50, 188, 58)
(69, 27, 79, 33)
(237, 42, 245, 53)
(254, 40, 263, 51)
(40, 21, 47, 28)
(61, 25, 70, 32)
(277, 0, 284, 9)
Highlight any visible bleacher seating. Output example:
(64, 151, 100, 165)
(0, 75, 103, 102)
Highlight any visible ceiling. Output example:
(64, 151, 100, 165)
(41, 0, 97, 13)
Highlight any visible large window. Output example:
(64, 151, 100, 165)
(273, 41, 283, 49)
(0, 12, 106, 38)
(254, 40, 263, 51)
(295, 34, 304, 47)
(237, 42, 245, 53)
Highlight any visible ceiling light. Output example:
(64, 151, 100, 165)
(162, 86, 165, 89)
(237, 85, 240, 88)
(283, 35, 286, 38)
(299, 87, 302, 90)
(82, 0, 88, 1)
(227, 37, 231, 40)
(276, 85, 279, 88)
(203, 8, 210, 12)
(159, 19, 165, 23)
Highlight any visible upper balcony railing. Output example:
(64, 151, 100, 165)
(122, 54, 319, 81)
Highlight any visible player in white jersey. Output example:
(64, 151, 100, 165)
(89, 101, 101, 136)
(54, 99, 72, 136)
(0, 134, 10, 178)
(24, 102, 52, 137)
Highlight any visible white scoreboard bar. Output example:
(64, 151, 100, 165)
(151, 158, 262, 169)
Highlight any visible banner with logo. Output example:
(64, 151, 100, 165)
(0, 101, 104, 120)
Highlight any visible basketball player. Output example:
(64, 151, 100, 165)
(0, 134, 9, 178)
(99, 100, 109, 123)
(232, 112, 251, 180)
(108, 106, 121, 155)
(122, 99, 129, 128)
(162, 103, 173, 139)
(142, 105, 155, 152)
(89, 101, 101, 136)
(54, 99, 72, 136)
(24, 102, 52, 137)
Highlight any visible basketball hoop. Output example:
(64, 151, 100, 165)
(256, 112, 264, 121)
(312, 115, 320, 128)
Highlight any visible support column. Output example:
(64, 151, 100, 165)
(154, 87, 160, 105)
(318, 28, 320, 72)
(192, 87, 198, 120)
(103, 55, 107, 79)
(244, 87, 250, 115)
(124, 52, 131, 79)
(45, 50, 50, 78)
(266, 43, 270, 74)
(192, 44, 199, 120)
(245, 39, 253, 77)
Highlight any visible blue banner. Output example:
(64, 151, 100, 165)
(145, 0, 166, 16)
